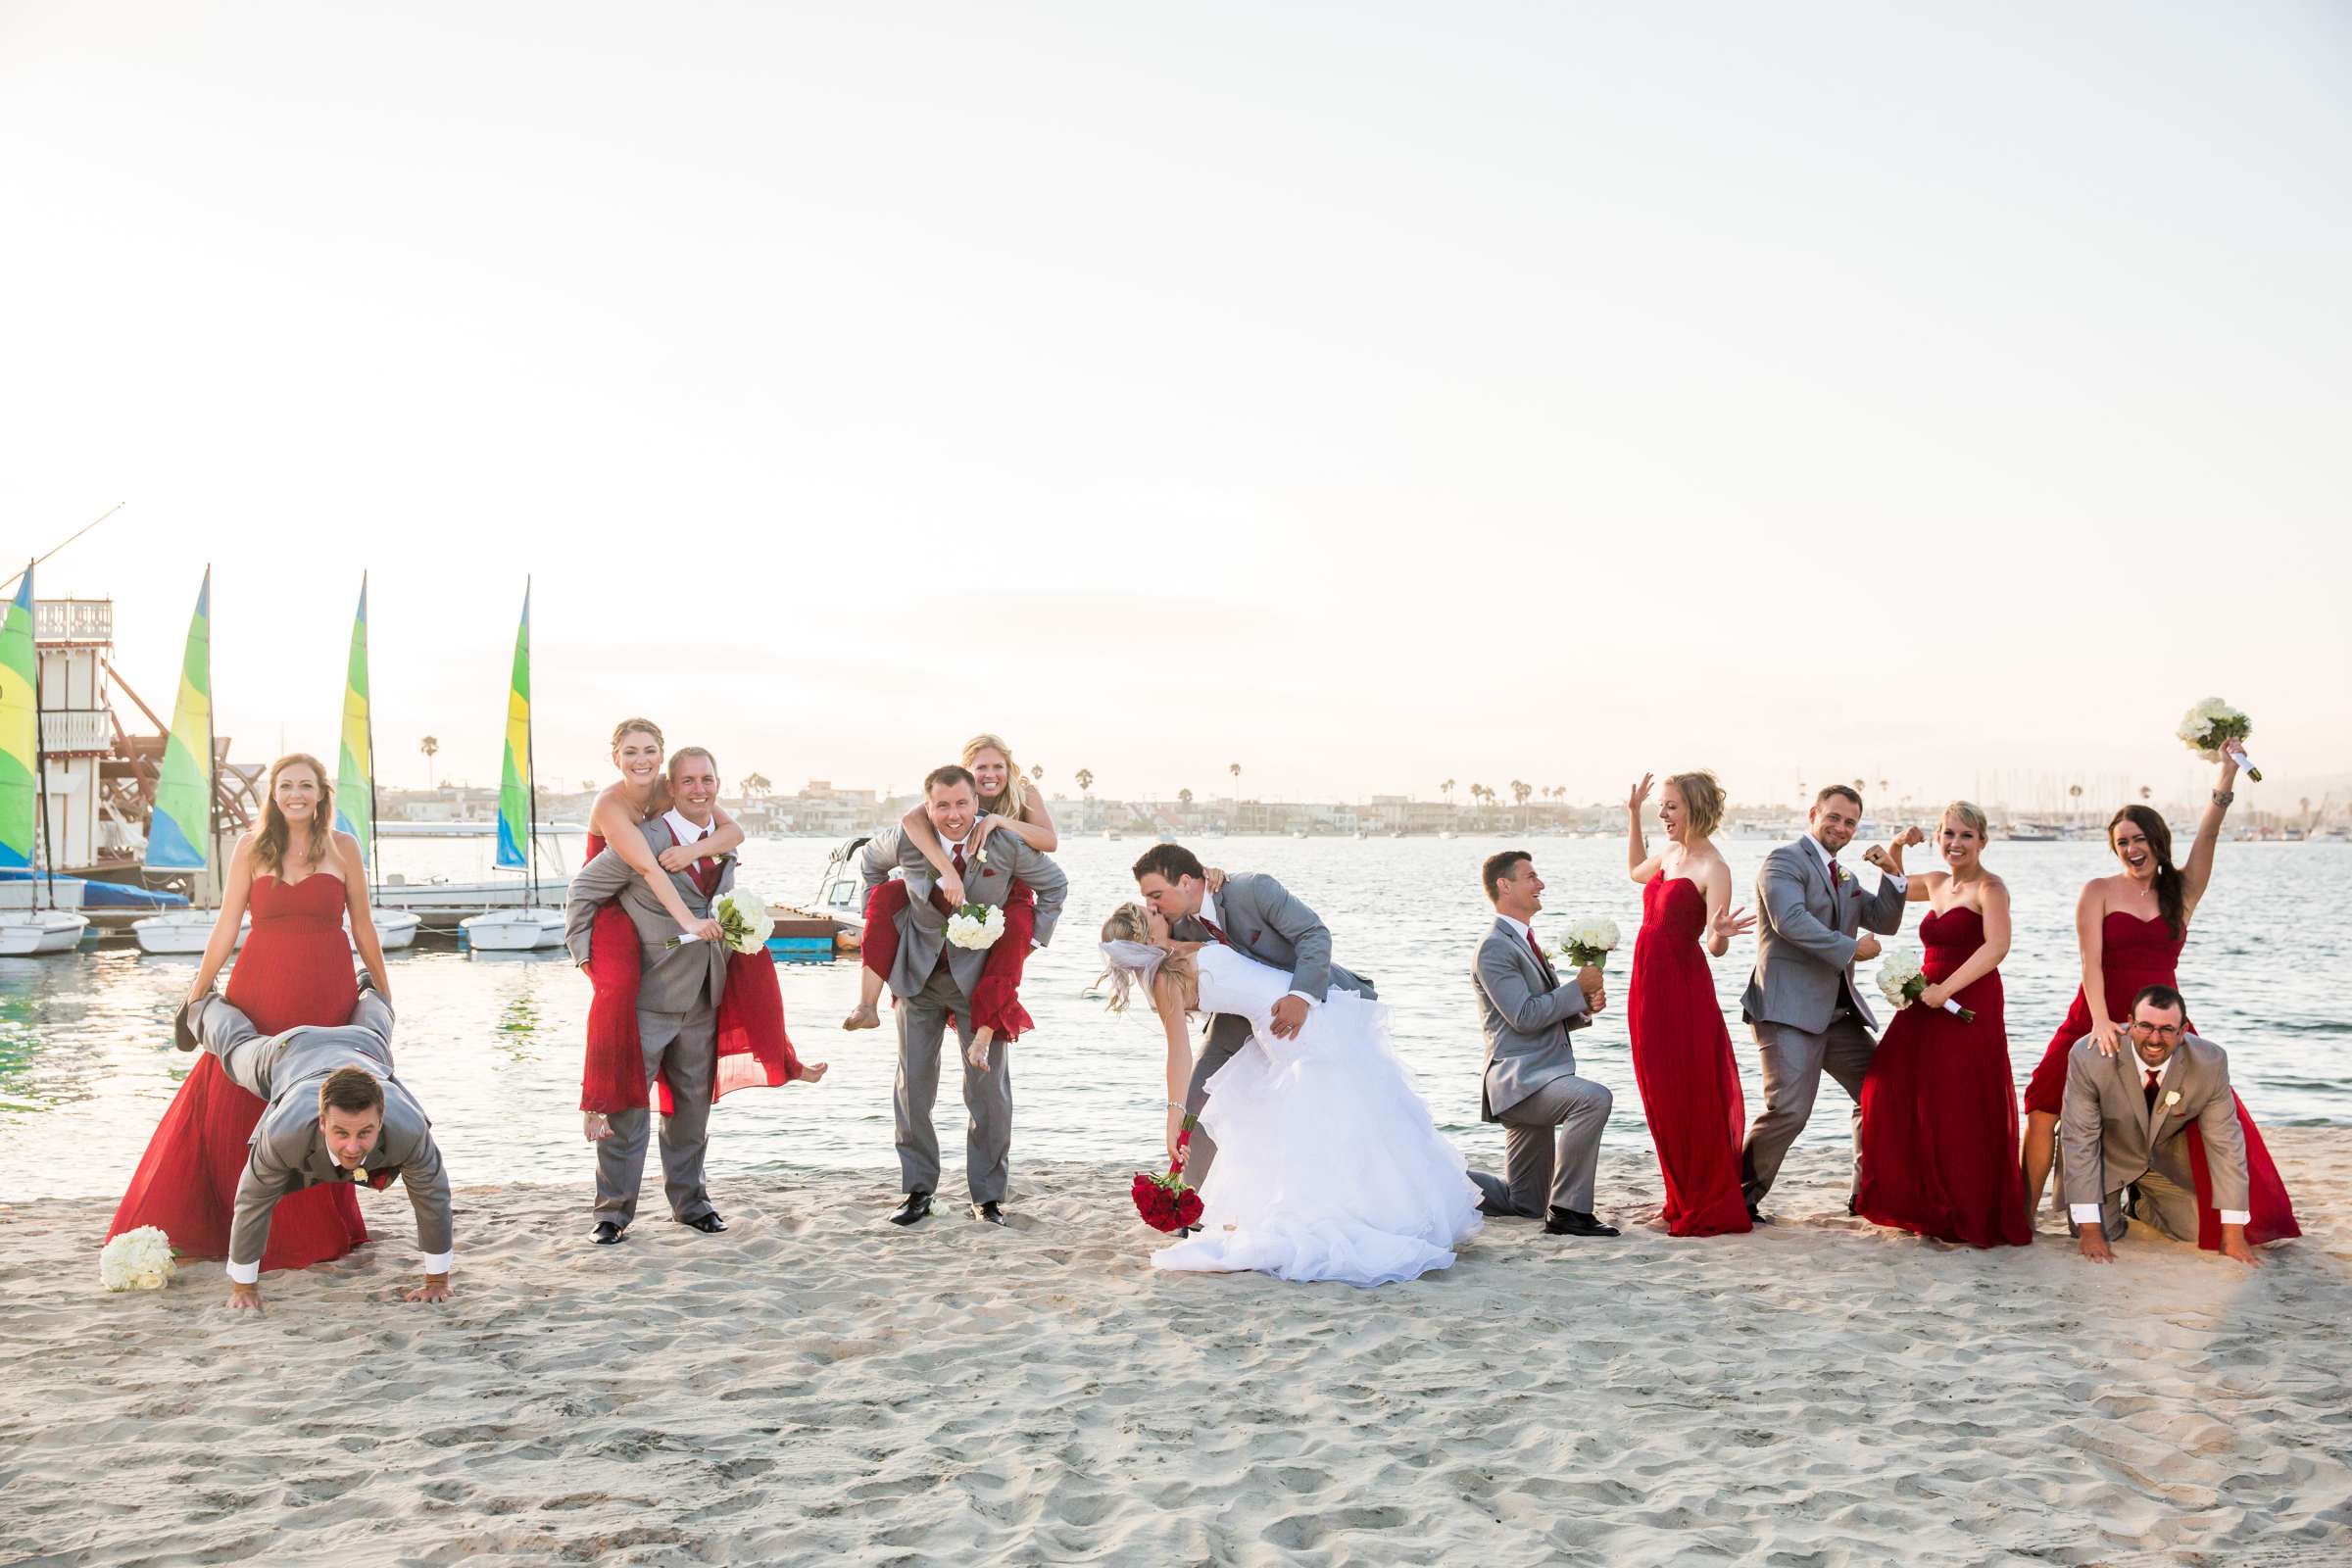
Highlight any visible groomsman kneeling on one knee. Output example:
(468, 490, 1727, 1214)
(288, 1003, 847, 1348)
(2064, 984, 2260, 1268)
(1471, 851, 1618, 1238)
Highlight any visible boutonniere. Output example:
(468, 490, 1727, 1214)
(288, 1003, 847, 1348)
(2163, 1089, 2181, 1112)
(1833, 863, 1851, 886)
(975, 848, 990, 865)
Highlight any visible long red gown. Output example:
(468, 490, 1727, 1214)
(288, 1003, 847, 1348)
(1626, 875, 1751, 1237)
(107, 873, 369, 1270)
(2022, 909, 2299, 1250)
(1854, 906, 2031, 1248)
(861, 877, 1037, 1040)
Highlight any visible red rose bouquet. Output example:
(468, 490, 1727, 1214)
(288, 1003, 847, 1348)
(1132, 1117, 1204, 1233)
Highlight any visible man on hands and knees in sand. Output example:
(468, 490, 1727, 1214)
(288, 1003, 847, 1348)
(2064, 985, 2262, 1268)
(179, 977, 453, 1309)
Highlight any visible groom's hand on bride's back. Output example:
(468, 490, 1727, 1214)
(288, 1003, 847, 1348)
(1577, 965, 1607, 1012)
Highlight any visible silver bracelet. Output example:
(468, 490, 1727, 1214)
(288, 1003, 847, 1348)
(1166, 1100, 1187, 1114)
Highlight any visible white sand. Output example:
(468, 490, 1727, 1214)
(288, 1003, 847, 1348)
(3, 1133, 2347, 1566)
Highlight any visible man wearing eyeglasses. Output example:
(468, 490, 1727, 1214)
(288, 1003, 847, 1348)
(2060, 983, 2258, 1267)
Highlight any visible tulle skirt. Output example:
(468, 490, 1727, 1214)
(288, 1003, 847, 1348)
(1153, 998, 1483, 1288)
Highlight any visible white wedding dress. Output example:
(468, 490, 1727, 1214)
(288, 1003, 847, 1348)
(1153, 942, 1484, 1287)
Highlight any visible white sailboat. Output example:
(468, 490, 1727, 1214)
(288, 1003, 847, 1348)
(462, 581, 565, 952)
(333, 575, 420, 953)
(0, 562, 93, 956)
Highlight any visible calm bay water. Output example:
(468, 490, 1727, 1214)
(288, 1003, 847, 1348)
(2, 837, 2343, 1203)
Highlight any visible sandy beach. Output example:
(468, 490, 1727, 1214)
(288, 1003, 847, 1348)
(5, 1133, 2346, 1567)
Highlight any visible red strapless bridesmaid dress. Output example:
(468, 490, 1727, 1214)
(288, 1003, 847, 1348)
(1854, 906, 2030, 1248)
(1627, 876, 1751, 1236)
(577, 832, 648, 1110)
(2021, 910, 2299, 1250)
(107, 873, 368, 1270)
(860, 876, 1037, 1041)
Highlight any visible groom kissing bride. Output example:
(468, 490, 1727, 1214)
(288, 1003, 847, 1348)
(1106, 844, 1485, 1287)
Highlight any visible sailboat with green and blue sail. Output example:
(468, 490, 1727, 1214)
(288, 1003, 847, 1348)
(335, 574, 420, 952)
(0, 561, 93, 955)
(461, 580, 564, 950)
(131, 567, 243, 955)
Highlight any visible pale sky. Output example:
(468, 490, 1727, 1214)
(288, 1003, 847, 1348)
(5, 3, 2347, 808)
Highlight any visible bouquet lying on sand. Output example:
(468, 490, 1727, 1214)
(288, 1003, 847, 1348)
(99, 1227, 178, 1293)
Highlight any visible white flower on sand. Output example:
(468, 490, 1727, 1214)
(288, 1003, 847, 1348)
(2175, 696, 2262, 781)
(946, 902, 1007, 951)
(1875, 947, 1926, 1010)
(1559, 919, 1622, 970)
(99, 1226, 178, 1293)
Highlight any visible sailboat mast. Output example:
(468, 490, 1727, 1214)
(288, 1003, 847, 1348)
(522, 576, 538, 908)
(203, 566, 218, 911)
(27, 563, 56, 910)
(362, 571, 379, 900)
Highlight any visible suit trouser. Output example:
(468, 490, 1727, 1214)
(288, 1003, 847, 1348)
(1741, 1013, 1876, 1205)
(1473, 1074, 1614, 1216)
(2074, 1165, 2199, 1245)
(896, 960, 1012, 1203)
(1179, 1012, 1254, 1189)
(595, 1002, 717, 1226)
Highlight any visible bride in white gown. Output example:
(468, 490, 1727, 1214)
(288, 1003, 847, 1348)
(1101, 904, 1483, 1287)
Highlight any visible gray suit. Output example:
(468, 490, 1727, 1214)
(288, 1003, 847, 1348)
(194, 985, 453, 1273)
(1738, 837, 1908, 1206)
(1170, 872, 1374, 1188)
(564, 816, 733, 1226)
(2061, 1034, 2250, 1243)
(1470, 917, 1608, 1215)
(857, 823, 1068, 1202)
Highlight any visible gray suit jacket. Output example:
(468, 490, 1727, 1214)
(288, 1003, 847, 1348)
(1473, 917, 1594, 1121)
(1169, 872, 1372, 1004)
(564, 816, 734, 1015)
(1740, 839, 1906, 1033)
(2060, 1033, 2250, 1217)
(856, 823, 1068, 1001)
(205, 988, 453, 1270)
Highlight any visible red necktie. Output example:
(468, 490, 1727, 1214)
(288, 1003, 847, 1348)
(2143, 1068, 2161, 1112)
(954, 844, 967, 880)
(1199, 914, 1230, 946)
(1826, 857, 1841, 889)
(687, 829, 720, 896)
(1527, 929, 1558, 985)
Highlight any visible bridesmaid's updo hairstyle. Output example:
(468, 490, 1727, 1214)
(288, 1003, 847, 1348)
(2107, 804, 2184, 938)
(612, 717, 663, 754)
(960, 732, 1030, 819)
(1665, 771, 1725, 839)
(253, 753, 334, 878)
(1941, 800, 1989, 839)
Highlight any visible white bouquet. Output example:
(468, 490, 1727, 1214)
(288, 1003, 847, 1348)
(2175, 697, 2261, 782)
(945, 902, 1006, 952)
(668, 888, 774, 955)
(1875, 946, 1974, 1023)
(99, 1226, 178, 1293)
(1557, 918, 1622, 971)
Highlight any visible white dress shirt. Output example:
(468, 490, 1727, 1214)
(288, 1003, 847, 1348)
(664, 808, 714, 853)
(2070, 1051, 2250, 1227)
(1203, 888, 1315, 1008)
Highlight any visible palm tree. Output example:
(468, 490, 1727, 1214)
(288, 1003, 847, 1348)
(1511, 779, 1532, 829)
(1030, 763, 1044, 786)
(1178, 787, 1193, 810)
(2068, 782, 2083, 822)
(419, 734, 439, 788)
(742, 771, 771, 801)
(1442, 777, 1456, 807)
(2139, 785, 2152, 805)
(1077, 767, 1095, 829)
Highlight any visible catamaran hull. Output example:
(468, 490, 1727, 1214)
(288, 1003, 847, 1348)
(461, 907, 565, 951)
(0, 911, 92, 956)
(133, 911, 247, 956)
(356, 910, 422, 952)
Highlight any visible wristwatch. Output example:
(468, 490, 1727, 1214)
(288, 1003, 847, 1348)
(2212, 789, 2234, 808)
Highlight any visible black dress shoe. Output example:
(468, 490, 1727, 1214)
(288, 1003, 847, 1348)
(970, 1200, 1005, 1226)
(172, 998, 200, 1053)
(682, 1212, 726, 1234)
(1745, 1202, 1772, 1227)
(1545, 1207, 1620, 1237)
(889, 1191, 933, 1227)
(590, 1221, 625, 1245)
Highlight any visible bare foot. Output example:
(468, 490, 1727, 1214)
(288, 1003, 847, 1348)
(842, 1003, 880, 1031)
(794, 1061, 830, 1084)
